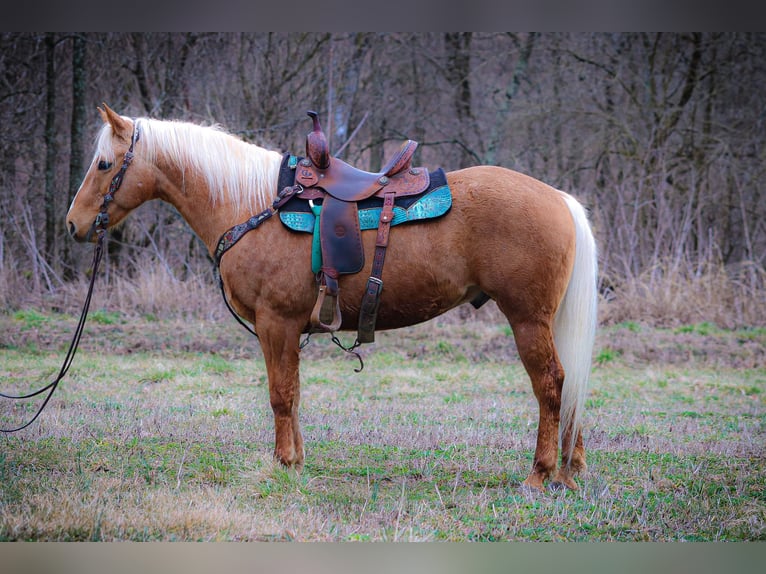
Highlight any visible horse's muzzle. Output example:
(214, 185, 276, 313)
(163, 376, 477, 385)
(67, 220, 91, 243)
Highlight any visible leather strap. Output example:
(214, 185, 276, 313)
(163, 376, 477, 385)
(357, 191, 396, 343)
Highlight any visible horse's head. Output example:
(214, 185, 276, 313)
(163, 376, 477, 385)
(66, 104, 152, 242)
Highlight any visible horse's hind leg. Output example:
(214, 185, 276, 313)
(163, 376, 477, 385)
(510, 319, 576, 491)
(556, 419, 586, 487)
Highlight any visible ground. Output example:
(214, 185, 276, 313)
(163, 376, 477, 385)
(0, 305, 764, 541)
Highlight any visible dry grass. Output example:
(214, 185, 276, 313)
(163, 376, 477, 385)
(1, 307, 764, 541)
(3, 250, 766, 330)
(599, 259, 766, 329)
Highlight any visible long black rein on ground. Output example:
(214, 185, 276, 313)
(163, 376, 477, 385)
(0, 121, 140, 433)
(0, 238, 104, 432)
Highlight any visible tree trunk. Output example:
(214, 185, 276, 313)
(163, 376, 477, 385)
(44, 33, 57, 266)
(444, 32, 472, 121)
(64, 33, 87, 279)
(444, 33, 473, 167)
(130, 33, 153, 114)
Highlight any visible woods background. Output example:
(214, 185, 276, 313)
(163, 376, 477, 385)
(0, 32, 764, 326)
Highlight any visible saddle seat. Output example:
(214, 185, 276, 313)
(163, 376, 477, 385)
(295, 114, 426, 201)
(293, 111, 431, 343)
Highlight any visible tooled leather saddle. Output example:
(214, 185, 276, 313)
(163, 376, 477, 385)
(290, 111, 433, 343)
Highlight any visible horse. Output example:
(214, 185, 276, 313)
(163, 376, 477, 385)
(66, 104, 597, 491)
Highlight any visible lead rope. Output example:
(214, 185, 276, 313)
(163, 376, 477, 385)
(0, 121, 140, 433)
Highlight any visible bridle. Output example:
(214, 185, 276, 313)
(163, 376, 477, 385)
(88, 121, 141, 241)
(0, 120, 140, 433)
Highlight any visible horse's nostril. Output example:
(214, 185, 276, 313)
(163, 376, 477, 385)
(68, 221, 76, 237)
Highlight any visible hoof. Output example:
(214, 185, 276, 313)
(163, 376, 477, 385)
(521, 475, 546, 493)
(274, 452, 304, 472)
(551, 469, 579, 491)
(565, 457, 587, 475)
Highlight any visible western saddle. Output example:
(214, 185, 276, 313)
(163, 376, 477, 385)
(294, 111, 431, 344)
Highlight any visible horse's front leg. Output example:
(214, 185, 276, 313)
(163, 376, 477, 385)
(258, 315, 305, 469)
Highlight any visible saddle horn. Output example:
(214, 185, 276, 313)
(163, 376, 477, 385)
(306, 111, 330, 169)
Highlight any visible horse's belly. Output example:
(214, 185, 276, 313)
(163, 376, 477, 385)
(335, 260, 475, 331)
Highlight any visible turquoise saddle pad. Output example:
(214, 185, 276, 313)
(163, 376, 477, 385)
(279, 183, 452, 234)
(277, 164, 451, 274)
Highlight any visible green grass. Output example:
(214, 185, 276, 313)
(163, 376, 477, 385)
(674, 321, 721, 336)
(89, 309, 124, 325)
(595, 347, 621, 364)
(0, 314, 764, 541)
(12, 309, 50, 328)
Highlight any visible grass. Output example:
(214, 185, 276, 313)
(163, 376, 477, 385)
(0, 309, 764, 541)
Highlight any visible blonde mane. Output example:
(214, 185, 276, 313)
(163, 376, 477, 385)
(93, 116, 283, 215)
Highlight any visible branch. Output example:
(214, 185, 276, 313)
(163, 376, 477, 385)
(333, 110, 370, 157)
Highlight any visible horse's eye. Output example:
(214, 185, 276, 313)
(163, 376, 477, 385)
(98, 160, 113, 171)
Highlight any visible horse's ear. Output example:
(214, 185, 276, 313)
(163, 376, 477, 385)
(99, 103, 132, 143)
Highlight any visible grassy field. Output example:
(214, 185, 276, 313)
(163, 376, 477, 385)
(0, 305, 764, 541)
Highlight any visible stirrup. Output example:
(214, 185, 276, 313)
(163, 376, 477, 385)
(310, 282, 342, 333)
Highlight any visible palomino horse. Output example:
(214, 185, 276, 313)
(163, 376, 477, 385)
(66, 105, 597, 490)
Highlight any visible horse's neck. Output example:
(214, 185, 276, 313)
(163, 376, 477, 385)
(155, 146, 282, 255)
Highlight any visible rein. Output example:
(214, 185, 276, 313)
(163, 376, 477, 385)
(0, 239, 104, 432)
(0, 122, 140, 433)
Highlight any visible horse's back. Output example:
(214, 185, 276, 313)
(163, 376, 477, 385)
(447, 165, 573, 224)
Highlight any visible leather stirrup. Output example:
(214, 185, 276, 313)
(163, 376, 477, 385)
(310, 272, 342, 332)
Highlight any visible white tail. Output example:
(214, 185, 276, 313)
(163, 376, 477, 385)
(554, 192, 598, 464)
